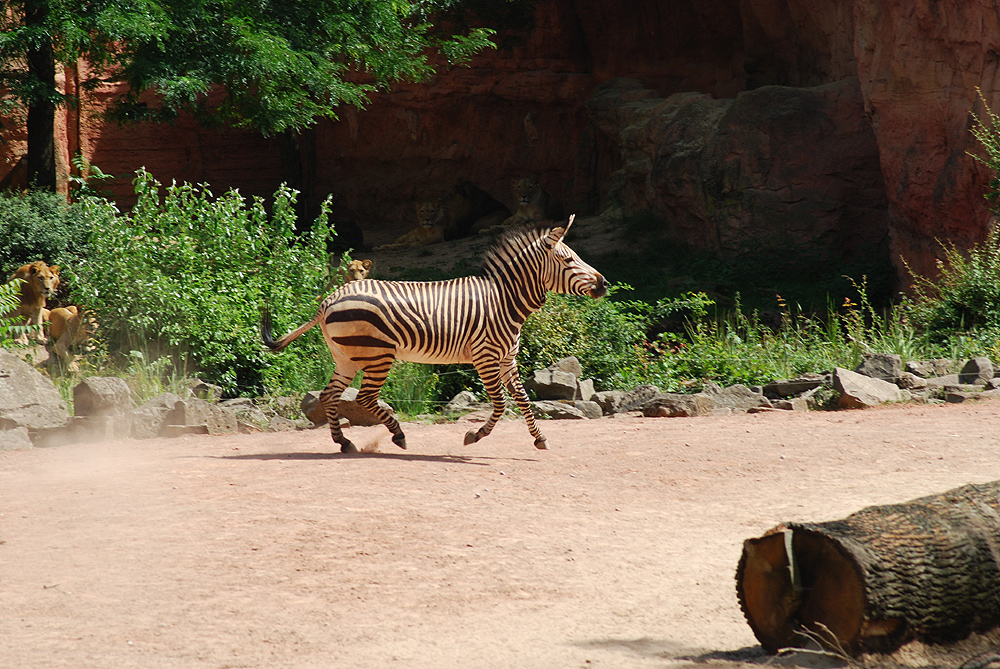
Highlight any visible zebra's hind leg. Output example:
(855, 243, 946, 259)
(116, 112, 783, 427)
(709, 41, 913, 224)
(319, 373, 357, 453)
(356, 364, 407, 449)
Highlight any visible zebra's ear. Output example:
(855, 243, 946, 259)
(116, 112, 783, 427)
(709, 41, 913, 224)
(545, 214, 575, 248)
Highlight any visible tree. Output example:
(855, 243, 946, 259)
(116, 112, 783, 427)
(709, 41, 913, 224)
(0, 0, 498, 191)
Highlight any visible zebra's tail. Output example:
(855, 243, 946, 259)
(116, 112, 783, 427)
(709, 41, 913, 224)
(261, 304, 322, 353)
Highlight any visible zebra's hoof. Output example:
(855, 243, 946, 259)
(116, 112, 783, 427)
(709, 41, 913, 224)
(534, 436, 549, 450)
(464, 430, 480, 445)
(392, 433, 407, 450)
(340, 441, 358, 454)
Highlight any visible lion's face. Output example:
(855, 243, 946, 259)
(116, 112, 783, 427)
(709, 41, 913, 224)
(344, 259, 372, 282)
(512, 178, 540, 205)
(415, 201, 442, 229)
(16, 261, 60, 300)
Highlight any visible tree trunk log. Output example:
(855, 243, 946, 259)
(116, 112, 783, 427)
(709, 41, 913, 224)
(25, 0, 57, 192)
(736, 481, 1000, 656)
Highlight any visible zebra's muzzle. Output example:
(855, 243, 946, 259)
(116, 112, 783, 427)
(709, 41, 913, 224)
(590, 274, 609, 299)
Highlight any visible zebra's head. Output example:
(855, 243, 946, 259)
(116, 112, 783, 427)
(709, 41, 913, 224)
(541, 216, 608, 299)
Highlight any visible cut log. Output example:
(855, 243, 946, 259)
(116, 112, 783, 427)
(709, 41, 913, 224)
(736, 481, 1000, 656)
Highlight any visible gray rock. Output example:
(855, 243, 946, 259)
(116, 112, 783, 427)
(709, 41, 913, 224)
(925, 374, 962, 388)
(0, 427, 32, 449)
(525, 368, 578, 400)
(131, 393, 181, 440)
(762, 373, 826, 398)
(339, 386, 393, 427)
(772, 398, 809, 411)
(959, 357, 994, 385)
(576, 378, 597, 402)
(833, 367, 903, 409)
(593, 390, 626, 415)
(618, 385, 661, 413)
(574, 400, 603, 419)
(906, 359, 959, 378)
(854, 353, 902, 383)
(530, 400, 587, 420)
(0, 349, 70, 434)
(711, 384, 772, 411)
(444, 390, 483, 414)
(300, 391, 327, 425)
(642, 393, 714, 417)
(165, 397, 238, 435)
(267, 415, 299, 432)
(190, 379, 223, 401)
(549, 356, 583, 379)
(896, 372, 928, 390)
(73, 377, 133, 424)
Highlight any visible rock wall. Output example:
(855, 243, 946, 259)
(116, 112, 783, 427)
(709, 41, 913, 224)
(2, 0, 998, 279)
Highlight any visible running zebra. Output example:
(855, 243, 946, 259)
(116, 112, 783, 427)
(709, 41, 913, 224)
(261, 216, 608, 452)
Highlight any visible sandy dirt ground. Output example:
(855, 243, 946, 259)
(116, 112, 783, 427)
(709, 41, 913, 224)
(5, 401, 1000, 669)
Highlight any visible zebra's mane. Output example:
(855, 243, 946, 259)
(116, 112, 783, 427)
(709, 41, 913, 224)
(480, 224, 557, 277)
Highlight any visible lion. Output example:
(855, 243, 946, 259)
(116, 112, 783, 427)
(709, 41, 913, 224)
(339, 258, 373, 283)
(45, 305, 97, 367)
(7, 260, 60, 344)
(375, 202, 446, 250)
(437, 181, 511, 239)
(501, 178, 565, 228)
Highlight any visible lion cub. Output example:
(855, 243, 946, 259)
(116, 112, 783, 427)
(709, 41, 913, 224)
(501, 178, 565, 227)
(375, 202, 446, 250)
(338, 258, 373, 283)
(45, 305, 97, 368)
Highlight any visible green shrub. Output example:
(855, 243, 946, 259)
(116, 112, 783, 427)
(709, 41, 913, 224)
(70, 169, 343, 396)
(519, 285, 650, 390)
(0, 190, 92, 274)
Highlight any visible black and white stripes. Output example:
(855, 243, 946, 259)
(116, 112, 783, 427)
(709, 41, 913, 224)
(262, 220, 607, 452)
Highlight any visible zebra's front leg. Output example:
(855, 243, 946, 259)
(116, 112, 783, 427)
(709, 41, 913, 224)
(464, 361, 508, 446)
(319, 373, 358, 453)
(503, 361, 548, 450)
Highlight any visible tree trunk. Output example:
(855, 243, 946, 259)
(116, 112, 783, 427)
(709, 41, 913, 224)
(736, 481, 1000, 656)
(25, 0, 57, 191)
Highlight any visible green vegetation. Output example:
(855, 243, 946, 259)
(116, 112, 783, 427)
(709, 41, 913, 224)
(70, 169, 340, 397)
(0, 190, 92, 274)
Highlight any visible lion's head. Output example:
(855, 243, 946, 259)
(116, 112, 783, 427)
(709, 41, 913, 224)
(344, 259, 373, 282)
(12, 260, 60, 303)
(415, 201, 443, 229)
(512, 178, 540, 205)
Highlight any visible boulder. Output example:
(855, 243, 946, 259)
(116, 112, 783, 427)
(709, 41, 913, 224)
(833, 367, 903, 409)
(896, 372, 928, 390)
(0, 349, 70, 435)
(642, 392, 714, 418)
(132, 393, 181, 439)
(0, 426, 32, 450)
(959, 357, 994, 386)
(548, 356, 583, 379)
(906, 359, 960, 378)
(73, 377, 134, 438)
(763, 373, 826, 398)
(616, 384, 662, 413)
(710, 384, 772, 411)
(854, 353, 902, 383)
(530, 400, 588, 420)
(525, 368, 578, 400)
(300, 391, 327, 425)
(593, 390, 626, 415)
(576, 378, 597, 402)
(444, 391, 484, 414)
(339, 387, 393, 427)
(221, 398, 271, 431)
(574, 400, 603, 419)
(164, 397, 238, 435)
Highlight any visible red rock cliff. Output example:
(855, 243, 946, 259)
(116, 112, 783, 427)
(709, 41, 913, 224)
(2, 0, 997, 281)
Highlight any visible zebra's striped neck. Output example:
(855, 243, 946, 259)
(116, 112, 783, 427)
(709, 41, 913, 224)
(481, 227, 552, 324)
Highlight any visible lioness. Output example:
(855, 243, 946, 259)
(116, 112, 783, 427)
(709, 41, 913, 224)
(340, 258, 373, 283)
(438, 181, 510, 239)
(46, 305, 97, 366)
(501, 178, 565, 228)
(375, 202, 446, 250)
(7, 260, 60, 344)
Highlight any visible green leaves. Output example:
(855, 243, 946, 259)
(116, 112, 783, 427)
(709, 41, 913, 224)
(71, 169, 341, 396)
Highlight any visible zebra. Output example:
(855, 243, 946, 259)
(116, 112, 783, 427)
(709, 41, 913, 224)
(261, 215, 608, 453)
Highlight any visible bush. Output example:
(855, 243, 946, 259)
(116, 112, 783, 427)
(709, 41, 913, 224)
(70, 169, 344, 396)
(519, 285, 650, 390)
(0, 190, 92, 274)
